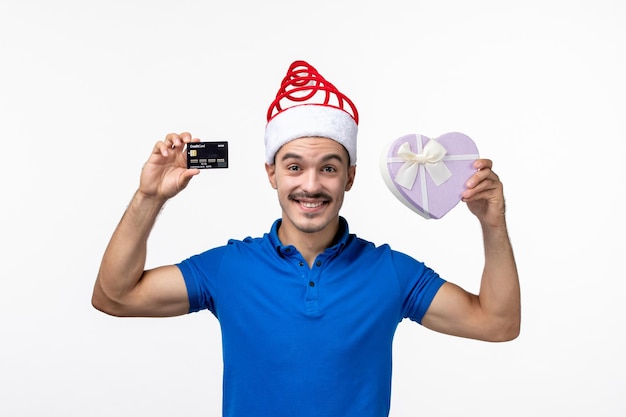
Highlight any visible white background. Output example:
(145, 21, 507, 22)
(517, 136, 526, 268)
(1, 0, 624, 416)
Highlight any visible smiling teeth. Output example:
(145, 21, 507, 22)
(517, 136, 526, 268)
(301, 202, 323, 208)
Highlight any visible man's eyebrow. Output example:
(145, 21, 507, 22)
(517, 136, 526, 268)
(320, 153, 347, 164)
(280, 152, 303, 161)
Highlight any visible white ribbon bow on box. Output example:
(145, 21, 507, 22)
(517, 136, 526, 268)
(392, 140, 452, 189)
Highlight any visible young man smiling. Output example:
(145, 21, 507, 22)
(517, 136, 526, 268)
(92, 61, 520, 417)
(266, 136, 356, 267)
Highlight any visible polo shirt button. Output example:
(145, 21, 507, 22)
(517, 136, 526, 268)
(315, 260, 321, 267)
(309, 281, 315, 287)
(299, 262, 304, 267)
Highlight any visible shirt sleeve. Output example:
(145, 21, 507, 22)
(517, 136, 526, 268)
(392, 250, 446, 324)
(176, 249, 222, 315)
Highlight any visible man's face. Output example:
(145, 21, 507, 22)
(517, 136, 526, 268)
(265, 137, 356, 236)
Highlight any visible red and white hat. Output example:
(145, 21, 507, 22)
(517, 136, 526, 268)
(264, 60, 359, 165)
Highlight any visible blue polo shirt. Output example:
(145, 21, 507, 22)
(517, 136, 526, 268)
(177, 217, 445, 417)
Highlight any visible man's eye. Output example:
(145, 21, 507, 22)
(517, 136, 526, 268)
(287, 165, 300, 171)
(322, 166, 336, 173)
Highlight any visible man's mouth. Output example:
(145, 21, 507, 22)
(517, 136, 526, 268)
(300, 201, 324, 209)
(289, 193, 331, 209)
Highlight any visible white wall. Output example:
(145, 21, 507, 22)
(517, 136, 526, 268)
(1, 1, 624, 416)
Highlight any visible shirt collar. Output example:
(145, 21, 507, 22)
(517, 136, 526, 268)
(268, 216, 350, 255)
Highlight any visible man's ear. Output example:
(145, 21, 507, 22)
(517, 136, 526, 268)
(345, 165, 356, 191)
(265, 163, 277, 189)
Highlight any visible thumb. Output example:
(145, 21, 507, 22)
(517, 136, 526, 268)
(176, 169, 201, 192)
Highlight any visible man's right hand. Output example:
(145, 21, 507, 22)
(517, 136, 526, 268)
(139, 132, 201, 201)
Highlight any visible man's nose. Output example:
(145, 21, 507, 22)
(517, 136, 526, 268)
(302, 169, 323, 193)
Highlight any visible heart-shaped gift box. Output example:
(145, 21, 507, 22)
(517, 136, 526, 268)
(380, 132, 479, 219)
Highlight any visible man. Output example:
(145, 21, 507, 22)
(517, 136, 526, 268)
(92, 61, 520, 417)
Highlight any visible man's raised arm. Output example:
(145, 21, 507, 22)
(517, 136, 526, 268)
(422, 159, 521, 342)
(92, 132, 200, 317)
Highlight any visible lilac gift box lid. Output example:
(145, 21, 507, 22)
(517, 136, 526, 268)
(380, 132, 479, 219)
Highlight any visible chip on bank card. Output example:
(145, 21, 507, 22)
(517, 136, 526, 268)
(186, 141, 229, 169)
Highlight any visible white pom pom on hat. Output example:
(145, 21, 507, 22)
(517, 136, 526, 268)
(264, 60, 359, 166)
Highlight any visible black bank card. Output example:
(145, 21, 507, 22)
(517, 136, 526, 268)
(187, 141, 228, 169)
